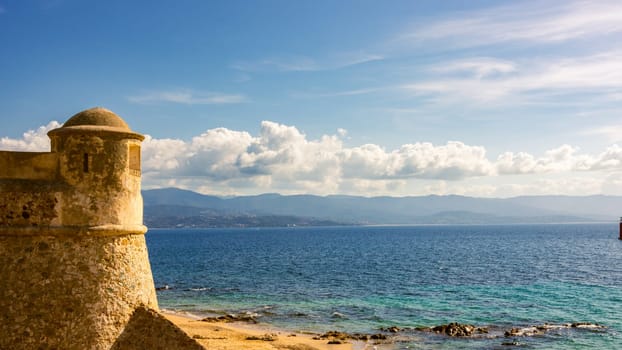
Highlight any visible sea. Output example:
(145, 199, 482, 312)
(146, 223, 622, 349)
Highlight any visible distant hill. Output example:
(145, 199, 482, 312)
(142, 188, 622, 227)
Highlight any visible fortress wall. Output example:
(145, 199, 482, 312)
(0, 135, 146, 231)
(0, 180, 146, 236)
(0, 180, 62, 229)
(0, 176, 157, 348)
(0, 151, 58, 180)
(0, 233, 158, 350)
(0, 108, 200, 349)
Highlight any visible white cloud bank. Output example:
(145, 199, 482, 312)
(2, 121, 621, 197)
(0, 121, 61, 152)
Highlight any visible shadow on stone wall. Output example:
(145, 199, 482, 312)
(111, 307, 205, 350)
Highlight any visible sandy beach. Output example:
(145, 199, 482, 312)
(163, 312, 364, 350)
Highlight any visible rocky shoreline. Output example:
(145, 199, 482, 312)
(195, 314, 607, 347)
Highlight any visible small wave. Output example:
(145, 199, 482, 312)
(241, 311, 261, 318)
(504, 323, 606, 337)
(155, 284, 171, 291)
(160, 308, 203, 320)
(407, 321, 607, 340)
(569, 322, 605, 329)
(249, 305, 277, 315)
(188, 287, 211, 291)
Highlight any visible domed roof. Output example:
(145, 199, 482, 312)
(63, 107, 130, 131)
(48, 107, 144, 140)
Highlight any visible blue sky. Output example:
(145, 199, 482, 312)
(1, 0, 622, 197)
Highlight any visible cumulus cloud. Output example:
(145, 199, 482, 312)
(137, 123, 622, 196)
(139, 121, 622, 195)
(143, 123, 497, 188)
(0, 121, 61, 152)
(142, 136, 188, 171)
(590, 144, 622, 170)
(185, 127, 254, 179)
(496, 145, 580, 174)
(340, 141, 492, 180)
(496, 144, 622, 174)
(2, 121, 621, 196)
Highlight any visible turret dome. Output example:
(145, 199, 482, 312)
(48, 107, 143, 140)
(63, 107, 130, 130)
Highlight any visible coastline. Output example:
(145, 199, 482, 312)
(163, 310, 611, 349)
(163, 311, 368, 350)
(150, 224, 620, 349)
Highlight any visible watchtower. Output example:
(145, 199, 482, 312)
(0, 108, 159, 349)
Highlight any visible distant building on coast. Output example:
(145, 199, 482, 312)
(0, 108, 203, 349)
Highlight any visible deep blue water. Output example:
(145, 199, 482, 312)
(146, 224, 622, 349)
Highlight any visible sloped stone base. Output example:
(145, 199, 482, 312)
(111, 307, 205, 350)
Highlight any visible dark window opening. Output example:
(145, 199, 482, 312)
(83, 153, 89, 173)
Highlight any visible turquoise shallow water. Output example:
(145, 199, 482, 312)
(146, 224, 622, 349)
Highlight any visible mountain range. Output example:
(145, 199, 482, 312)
(142, 188, 622, 228)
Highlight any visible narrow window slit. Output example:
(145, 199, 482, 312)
(83, 153, 89, 173)
(129, 145, 141, 176)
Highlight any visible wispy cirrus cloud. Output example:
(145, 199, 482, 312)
(128, 89, 247, 105)
(399, 0, 622, 48)
(403, 50, 622, 104)
(430, 57, 517, 79)
(583, 125, 622, 144)
(231, 55, 319, 72)
(232, 52, 383, 72)
(291, 87, 386, 99)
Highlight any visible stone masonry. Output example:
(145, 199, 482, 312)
(0, 108, 201, 349)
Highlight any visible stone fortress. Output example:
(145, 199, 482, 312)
(0, 108, 203, 349)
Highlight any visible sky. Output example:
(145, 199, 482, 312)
(1, 0, 621, 197)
